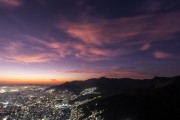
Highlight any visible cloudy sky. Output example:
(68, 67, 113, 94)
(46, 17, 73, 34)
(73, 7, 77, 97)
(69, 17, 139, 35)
(0, 0, 180, 84)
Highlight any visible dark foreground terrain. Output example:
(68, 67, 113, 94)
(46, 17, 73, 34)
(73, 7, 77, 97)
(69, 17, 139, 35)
(50, 76, 180, 120)
(1, 76, 180, 120)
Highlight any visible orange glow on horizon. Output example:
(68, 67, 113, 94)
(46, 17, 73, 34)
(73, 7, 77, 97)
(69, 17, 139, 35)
(0, 70, 88, 84)
(0, 76, 88, 84)
(0, 78, 70, 85)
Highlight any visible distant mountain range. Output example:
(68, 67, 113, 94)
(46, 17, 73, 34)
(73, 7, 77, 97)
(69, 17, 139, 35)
(47, 76, 180, 96)
(47, 76, 180, 120)
(79, 76, 180, 120)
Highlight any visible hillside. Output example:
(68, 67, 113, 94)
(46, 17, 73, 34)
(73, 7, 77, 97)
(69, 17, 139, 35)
(78, 76, 180, 120)
(47, 76, 180, 96)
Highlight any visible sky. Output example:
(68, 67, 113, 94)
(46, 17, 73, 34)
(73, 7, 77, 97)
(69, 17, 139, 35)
(0, 0, 180, 84)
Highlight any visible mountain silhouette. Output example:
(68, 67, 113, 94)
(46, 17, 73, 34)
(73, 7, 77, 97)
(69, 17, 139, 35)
(77, 76, 180, 120)
(47, 76, 180, 96)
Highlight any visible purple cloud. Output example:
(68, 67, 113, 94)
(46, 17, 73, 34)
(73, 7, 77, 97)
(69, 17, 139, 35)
(57, 12, 180, 56)
(140, 43, 151, 51)
(154, 51, 176, 59)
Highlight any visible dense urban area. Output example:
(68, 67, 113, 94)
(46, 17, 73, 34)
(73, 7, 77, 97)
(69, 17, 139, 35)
(0, 85, 103, 120)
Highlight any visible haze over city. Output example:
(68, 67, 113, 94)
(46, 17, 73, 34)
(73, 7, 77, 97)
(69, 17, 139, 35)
(0, 0, 180, 84)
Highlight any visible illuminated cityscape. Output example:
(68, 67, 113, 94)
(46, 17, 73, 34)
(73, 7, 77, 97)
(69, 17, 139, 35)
(0, 85, 103, 120)
(0, 0, 180, 119)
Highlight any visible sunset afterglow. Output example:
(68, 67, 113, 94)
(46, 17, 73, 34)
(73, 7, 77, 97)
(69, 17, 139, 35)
(0, 0, 180, 84)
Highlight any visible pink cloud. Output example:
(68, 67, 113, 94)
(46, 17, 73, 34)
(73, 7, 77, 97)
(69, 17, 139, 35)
(4, 42, 24, 54)
(64, 24, 103, 45)
(1, 40, 60, 63)
(1, 35, 115, 63)
(24, 35, 74, 58)
(58, 19, 141, 45)
(57, 12, 180, 48)
(154, 51, 175, 59)
(31, 33, 116, 61)
(0, 0, 23, 7)
(51, 12, 180, 61)
(11, 53, 58, 63)
(140, 43, 151, 51)
(72, 43, 113, 61)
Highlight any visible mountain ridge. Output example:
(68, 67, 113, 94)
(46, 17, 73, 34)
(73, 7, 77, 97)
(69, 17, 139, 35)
(47, 76, 180, 96)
